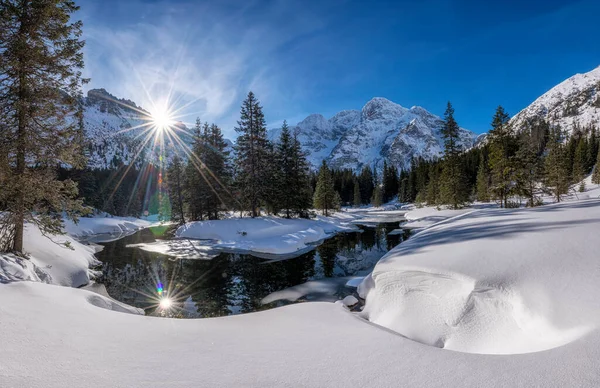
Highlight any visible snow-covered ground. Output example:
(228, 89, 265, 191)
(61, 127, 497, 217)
(64, 213, 155, 241)
(135, 213, 370, 258)
(0, 222, 100, 287)
(360, 199, 600, 357)
(3, 193, 600, 386)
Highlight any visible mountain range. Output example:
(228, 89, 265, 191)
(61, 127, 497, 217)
(79, 65, 600, 171)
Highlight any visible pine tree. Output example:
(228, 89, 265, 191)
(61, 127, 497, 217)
(371, 185, 383, 207)
(274, 121, 311, 218)
(290, 127, 312, 217)
(571, 136, 587, 184)
(313, 161, 339, 216)
(592, 145, 600, 184)
(438, 102, 468, 209)
(184, 119, 208, 221)
(233, 92, 270, 217)
(515, 132, 542, 207)
(167, 155, 186, 224)
(358, 165, 374, 204)
(203, 123, 231, 219)
(425, 163, 440, 205)
(488, 106, 515, 208)
(544, 126, 570, 202)
(382, 161, 399, 203)
(0, 0, 87, 252)
(353, 179, 361, 207)
(476, 154, 490, 202)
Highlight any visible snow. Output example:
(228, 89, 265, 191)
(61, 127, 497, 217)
(3, 198, 600, 385)
(511, 65, 600, 134)
(63, 213, 154, 241)
(0, 222, 101, 287)
(173, 215, 361, 256)
(360, 199, 600, 356)
(342, 295, 359, 307)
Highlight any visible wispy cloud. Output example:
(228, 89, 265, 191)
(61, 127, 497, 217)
(80, 0, 329, 136)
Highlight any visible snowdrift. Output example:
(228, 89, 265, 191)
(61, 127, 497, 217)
(175, 216, 360, 255)
(360, 199, 600, 355)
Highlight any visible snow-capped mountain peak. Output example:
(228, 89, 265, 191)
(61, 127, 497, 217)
(270, 98, 477, 171)
(511, 65, 600, 132)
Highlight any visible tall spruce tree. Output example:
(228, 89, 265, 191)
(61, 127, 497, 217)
(167, 155, 186, 224)
(203, 123, 231, 219)
(592, 145, 600, 184)
(0, 0, 87, 252)
(353, 179, 361, 207)
(233, 91, 270, 217)
(438, 102, 468, 209)
(476, 154, 490, 202)
(382, 161, 399, 203)
(184, 119, 208, 220)
(313, 161, 339, 216)
(544, 125, 570, 202)
(274, 121, 311, 218)
(488, 106, 515, 208)
(515, 131, 542, 207)
(358, 165, 374, 204)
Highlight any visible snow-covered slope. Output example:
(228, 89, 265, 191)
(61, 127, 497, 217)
(82, 89, 191, 169)
(272, 98, 477, 171)
(511, 65, 600, 132)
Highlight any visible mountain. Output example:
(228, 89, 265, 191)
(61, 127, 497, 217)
(511, 65, 600, 133)
(271, 97, 477, 171)
(81, 89, 191, 169)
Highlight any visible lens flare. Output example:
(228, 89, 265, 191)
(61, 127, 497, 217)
(150, 106, 174, 132)
(159, 297, 172, 310)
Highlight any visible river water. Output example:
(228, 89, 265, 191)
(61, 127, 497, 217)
(94, 222, 410, 318)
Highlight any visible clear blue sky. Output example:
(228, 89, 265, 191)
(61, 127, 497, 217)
(79, 0, 600, 136)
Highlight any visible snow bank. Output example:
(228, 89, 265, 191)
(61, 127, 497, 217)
(175, 216, 360, 255)
(360, 199, 600, 355)
(2, 280, 600, 387)
(63, 214, 153, 240)
(1, 222, 100, 287)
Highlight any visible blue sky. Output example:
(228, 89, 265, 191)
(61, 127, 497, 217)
(79, 0, 600, 136)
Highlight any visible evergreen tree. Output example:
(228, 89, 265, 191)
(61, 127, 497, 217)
(572, 136, 587, 184)
(233, 91, 270, 217)
(544, 126, 570, 202)
(358, 165, 374, 204)
(592, 146, 600, 185)
(382, 161, 399, 203)
(313, 161, 339, 216)
(0, 0, 87, 252)
(167, 155, 186, 224)
(438, 102, 468, 208)
(353, 179, 361, 207)
(488, 106, 515, 208)
(203, 123, 231, 219)
(184, 119, 208, 220)
(371, 185, 383, 207)
(274, 121, 311, 218)
(425, 163, 440, 205)
(476, 154, 490, 202)
(515, 132, 542, 207)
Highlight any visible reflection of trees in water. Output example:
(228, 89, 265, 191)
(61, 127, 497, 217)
(234, 251, 317, 313)
(98, 222, 408, 317)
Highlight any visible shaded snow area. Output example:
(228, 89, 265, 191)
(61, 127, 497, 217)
(360, 199, 600, 357)
(171, 215, 361, 256)
(63, 213, 154, 241)
(0, 223, 100, 287)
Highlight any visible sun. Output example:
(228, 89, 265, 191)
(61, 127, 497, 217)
(150, 106, 175, 132)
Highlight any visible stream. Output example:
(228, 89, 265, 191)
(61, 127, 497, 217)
(94, 221, 411, 318)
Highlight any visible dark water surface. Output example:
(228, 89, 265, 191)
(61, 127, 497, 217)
(95, 223, 410, 318)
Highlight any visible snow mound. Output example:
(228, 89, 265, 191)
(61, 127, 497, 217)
(363, 269, 589, 354)
(175, 216, 359, 255)
(360, 200, 600, 355)
(86, 294, 144, 315)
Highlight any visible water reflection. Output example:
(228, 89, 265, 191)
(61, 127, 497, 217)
(96, 223, 411, 318)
